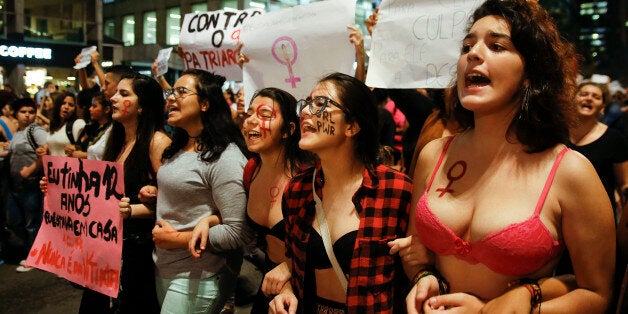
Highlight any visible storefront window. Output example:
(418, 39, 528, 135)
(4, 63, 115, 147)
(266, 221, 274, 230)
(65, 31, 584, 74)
(24, 1, 91, 43)
(143, 11, 157, 44)
(223, 0, 239, 10)
(122, 14, 135, 46)
(104, 19, 115, 38)
(166, 7, 181, 45)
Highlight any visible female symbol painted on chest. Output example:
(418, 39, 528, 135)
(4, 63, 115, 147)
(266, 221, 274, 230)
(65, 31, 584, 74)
(435, 160, 467, 197)
(269, 186, 280, 203)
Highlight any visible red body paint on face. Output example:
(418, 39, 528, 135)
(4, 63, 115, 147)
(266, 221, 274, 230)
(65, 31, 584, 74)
(256, 104, 276, 135)
(122, 100, 131, 115)
(436, 160, 467, 197)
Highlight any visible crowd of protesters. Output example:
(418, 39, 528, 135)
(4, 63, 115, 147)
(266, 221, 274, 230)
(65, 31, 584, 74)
(0, 0, 627, 313)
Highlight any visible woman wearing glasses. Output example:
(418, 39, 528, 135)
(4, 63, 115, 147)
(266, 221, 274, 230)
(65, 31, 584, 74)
(269, 72, 413, 314)
(151, 69, 253, 313)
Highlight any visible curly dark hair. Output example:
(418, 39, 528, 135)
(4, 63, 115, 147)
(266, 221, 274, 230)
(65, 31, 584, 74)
(452, 0, 579, 153)
(162, 69, 248, 162)
(318, 72, 380, 168)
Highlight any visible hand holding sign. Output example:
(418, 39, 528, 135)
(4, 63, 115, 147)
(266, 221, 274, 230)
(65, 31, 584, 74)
(28, 156, 124, 298)
(154, 47, 173, 77)
(365, 0, 481, 88)
(74, 46, 97, 70)
(240, 0, 356, 106)
(179, 9, 262, 80)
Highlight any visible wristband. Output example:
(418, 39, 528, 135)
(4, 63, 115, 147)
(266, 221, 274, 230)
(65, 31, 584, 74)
(412, 267, 450, 295)
(508, 278, 542, 313)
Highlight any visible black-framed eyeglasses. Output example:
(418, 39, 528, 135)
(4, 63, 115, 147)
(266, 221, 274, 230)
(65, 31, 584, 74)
(163, 86, 197, 100)
(296, 96, 350, 117)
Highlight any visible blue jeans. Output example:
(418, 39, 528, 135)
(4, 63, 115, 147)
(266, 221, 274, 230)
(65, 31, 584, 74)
(5, 189, 42, 248)
(156, 270, 237, 314)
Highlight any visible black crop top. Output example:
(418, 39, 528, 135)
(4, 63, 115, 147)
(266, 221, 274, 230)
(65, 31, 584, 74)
(307, 229, 357, 274)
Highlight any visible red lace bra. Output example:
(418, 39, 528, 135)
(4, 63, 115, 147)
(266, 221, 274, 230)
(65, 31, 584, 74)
(415, 137, 565, 277)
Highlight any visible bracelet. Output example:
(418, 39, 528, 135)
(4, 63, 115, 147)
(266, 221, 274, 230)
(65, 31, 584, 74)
(412, 267, 450, 294)
(508, 278, 542, 313)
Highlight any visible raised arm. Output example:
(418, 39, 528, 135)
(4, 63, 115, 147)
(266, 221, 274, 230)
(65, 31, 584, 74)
(152, 59, 172, 91)
(348, 25, 365, 83)
(75, 53, 92, 90)
(90, 51, 106, 89)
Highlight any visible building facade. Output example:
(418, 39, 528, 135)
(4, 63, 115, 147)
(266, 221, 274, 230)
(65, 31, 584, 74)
(102, 0, 378, 81)
(573, 0, 627, 82)
(0, 0, 117, 96)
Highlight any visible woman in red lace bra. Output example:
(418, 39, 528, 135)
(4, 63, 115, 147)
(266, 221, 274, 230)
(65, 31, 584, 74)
(400, 0, 615, 312)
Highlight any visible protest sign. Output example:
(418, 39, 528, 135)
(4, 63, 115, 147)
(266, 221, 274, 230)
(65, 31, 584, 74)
(26, 156, 124, 298)
(240, 0, 356, 108)
(73, 46, 97, 70)
(155, 47, 173, 77)
(366, 0, 481, 88)
(179, 8, 263, 81)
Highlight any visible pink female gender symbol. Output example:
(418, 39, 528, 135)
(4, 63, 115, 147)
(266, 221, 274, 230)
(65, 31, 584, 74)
(271, 36, 300, 88)
(435, 160, 467, 197)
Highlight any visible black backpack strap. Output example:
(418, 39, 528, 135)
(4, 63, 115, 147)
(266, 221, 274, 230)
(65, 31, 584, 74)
(65, 120, 76, 145)
(26, 124, 38, 151)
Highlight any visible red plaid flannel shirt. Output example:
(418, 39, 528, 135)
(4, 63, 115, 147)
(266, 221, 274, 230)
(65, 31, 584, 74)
(283, 163, 412, 313)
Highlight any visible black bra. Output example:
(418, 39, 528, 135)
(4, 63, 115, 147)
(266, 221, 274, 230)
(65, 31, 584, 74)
(307, 230, 357, 274)
(246, 213, 286, 241)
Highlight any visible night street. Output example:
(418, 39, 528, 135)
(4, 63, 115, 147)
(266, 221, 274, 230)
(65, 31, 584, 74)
(0, 235, 259, 314)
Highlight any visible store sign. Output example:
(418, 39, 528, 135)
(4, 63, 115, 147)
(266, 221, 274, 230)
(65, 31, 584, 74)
(0, 45, 52, 60)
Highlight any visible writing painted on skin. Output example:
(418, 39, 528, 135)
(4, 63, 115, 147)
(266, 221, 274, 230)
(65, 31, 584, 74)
(316, 110, 336, 135)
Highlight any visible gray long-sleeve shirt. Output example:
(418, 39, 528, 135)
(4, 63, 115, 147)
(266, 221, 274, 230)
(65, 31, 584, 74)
(154, 144, 253, 279)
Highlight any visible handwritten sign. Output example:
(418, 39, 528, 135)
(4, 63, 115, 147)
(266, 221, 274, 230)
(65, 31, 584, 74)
(27, 156, 124, 298)
(366, 0, 481, 88)
(179, 8, 263, 80)
(73, 46, 97, 70)
(155, 47, 173, 77)
(240, 0, 356, 109)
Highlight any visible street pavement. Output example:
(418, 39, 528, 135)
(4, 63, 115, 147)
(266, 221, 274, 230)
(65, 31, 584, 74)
(0, 235, 261, 314)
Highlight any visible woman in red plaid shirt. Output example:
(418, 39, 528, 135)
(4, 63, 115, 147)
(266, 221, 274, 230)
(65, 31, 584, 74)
(269, 72, 413, 314)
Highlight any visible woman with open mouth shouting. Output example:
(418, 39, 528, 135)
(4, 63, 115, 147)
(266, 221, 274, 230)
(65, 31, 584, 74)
(239, 87, 314, 313)
(399, 0, 615, 313)
(270, 72, 413, 314)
